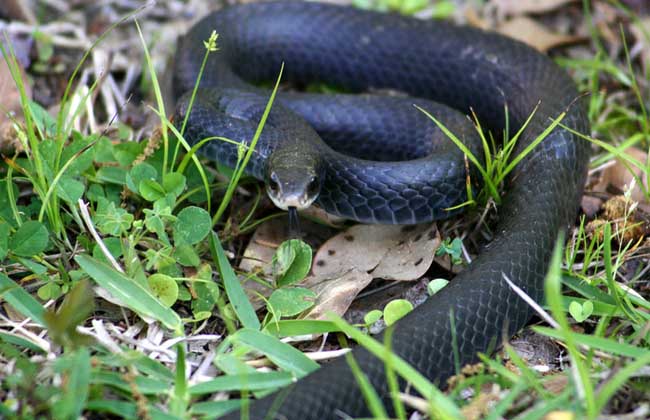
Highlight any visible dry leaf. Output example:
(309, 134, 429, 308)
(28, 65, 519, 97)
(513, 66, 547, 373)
(371, 226, 440, 280)
(490, 0, 577, 16)
(313, 224, 437, 279)
(497, 17, 583, 52)
(303, 269, 373, 320)
(543, 375, 569, 395)
(302, 224, 438, 318)
(581, 195, 603, 218)
(544, 412, 575, 420)
(239, 218, 286, 278)
(239, 216, 439, 319)
(594, 146, 649, 203)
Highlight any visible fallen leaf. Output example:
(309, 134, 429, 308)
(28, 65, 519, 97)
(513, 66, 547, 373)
(544, 412, 575, 420)
(490, 0, 577, 16)
(300, 224, 439, 318)
(313, 223, 437, 280)
(581, 195, 603, 218)
(303, 269, 373, 320)
(542, 375, 569, 395)
(497, 16, 583, 52)
(238, 216, 335, 309)
(371, 225, 440, 280)
(312, 225, 406, 277)
(594, 146, 649, 203)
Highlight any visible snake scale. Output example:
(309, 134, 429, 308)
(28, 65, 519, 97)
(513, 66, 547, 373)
(172, 1, 590, 418)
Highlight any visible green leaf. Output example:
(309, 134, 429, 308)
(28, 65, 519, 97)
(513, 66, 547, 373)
(383, 299, 413, 326)
(364, 309, 383, 326)
(28, 99, 57, 136)
(92, 237, 123, 265)
(568, 299, 593, 322)
(0, 330, 46, 352)
(95, 198, 133, 236)
(268, 287, 316, 318)
(56, 176, 85, 203)
(10, 220, 49, 257)
(37, 281, 63, 300)
(43, 280, 95, 348)
(191, 400, 244, 418)
(91, 371, 171, 395)
(189, 371, 294, 395)
(0, 273, 46, 325)
(191, 265, 220, 315)
(173, 243, 200, 267)
(0, 222, 10, 260)
(209, 232, 260, 330)
(263, 320, 341, 337)
(75, 255, 182, 331)
(231, 328, 319, 377)
(96, 166, 127, 185)
(126, 162, 158, 194)
(427, 278, 449, 295)
(61, 134, 96, 175)
(147, 274, 179, 307)
(274, 239, 312, 287)
(173, 206, 211, 245)
(139, 179, 166, 202)
(162, 172, 186, 198)
(52, 348, 91, 420)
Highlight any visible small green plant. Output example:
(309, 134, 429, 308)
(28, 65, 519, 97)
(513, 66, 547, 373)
(435, 237, 463, 265)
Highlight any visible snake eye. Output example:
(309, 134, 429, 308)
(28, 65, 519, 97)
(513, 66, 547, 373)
(306, 176, 319, 197)
(268, 172, 280, 195)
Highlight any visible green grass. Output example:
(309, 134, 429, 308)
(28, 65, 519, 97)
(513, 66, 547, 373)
(1, 0, 649, 419)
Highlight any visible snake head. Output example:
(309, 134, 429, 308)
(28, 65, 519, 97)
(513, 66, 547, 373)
(265, 159, 322, 211)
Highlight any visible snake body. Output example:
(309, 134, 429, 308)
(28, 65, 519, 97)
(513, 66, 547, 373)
(173, 2, 590, 418)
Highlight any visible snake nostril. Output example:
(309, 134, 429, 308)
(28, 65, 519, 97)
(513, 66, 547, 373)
(269, 172, 281, 195)
(307, 176, 319, 196)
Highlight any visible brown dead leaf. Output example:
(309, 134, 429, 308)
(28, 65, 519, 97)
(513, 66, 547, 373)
(543, 375, 569, 395)
(490, 0, 577, 16)
(497, 17, 583, 52)
(313, 225, 406, 277)
(239, 218, 439, 319)
(581, 195, 603, 218)
(594, 146, 648, 203)
(302, 224, 438, 318)
(371, 226, 440, 280)
(239, 218, 286, 278)
(313, 223, 437, 280)
(302, 269, 373, 320)
(544, 412, 575, 420)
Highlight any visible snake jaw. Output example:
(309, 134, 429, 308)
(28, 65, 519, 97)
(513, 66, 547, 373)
(266, 174, 320, 210)
(266, 169, 321, 211)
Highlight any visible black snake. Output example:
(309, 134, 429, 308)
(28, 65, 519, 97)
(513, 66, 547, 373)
(172, 1, 590, 418)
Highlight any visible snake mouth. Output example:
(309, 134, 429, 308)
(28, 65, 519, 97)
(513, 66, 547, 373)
(268, 193, 318, 210)
(266, 171, 321, 211)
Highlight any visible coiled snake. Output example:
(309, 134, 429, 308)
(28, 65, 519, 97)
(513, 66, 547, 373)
(173, 1, 590, 418)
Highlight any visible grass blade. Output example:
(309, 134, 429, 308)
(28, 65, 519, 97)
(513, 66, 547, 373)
(74, 255, 182, 332)
(208, 231, 260, 330)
